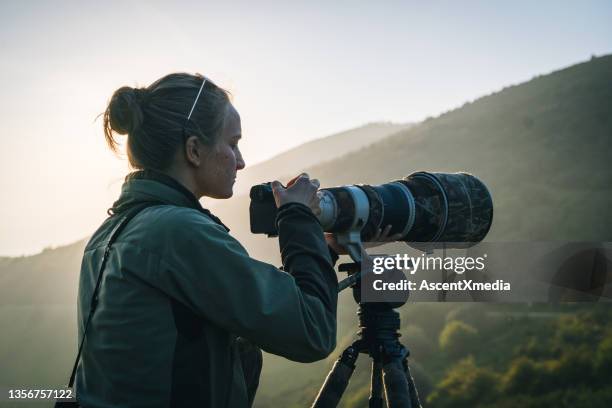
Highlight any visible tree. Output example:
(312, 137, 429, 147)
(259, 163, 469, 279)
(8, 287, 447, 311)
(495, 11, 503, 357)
(439, 320, 478, 359)
(427, 356, 500, 408)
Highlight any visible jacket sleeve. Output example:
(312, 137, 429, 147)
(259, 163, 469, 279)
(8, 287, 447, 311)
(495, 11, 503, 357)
(149, 204, 338, 363)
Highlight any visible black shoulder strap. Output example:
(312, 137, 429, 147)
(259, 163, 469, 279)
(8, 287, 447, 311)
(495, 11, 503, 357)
(66, 202, 160, 388)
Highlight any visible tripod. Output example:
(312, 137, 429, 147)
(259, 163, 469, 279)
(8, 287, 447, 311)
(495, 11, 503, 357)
(311, 261, 422, 408)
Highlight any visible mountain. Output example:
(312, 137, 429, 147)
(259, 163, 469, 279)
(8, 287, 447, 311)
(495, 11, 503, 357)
(0, 240, 86, 307)
(0, 240, 86, 393)
(231, 122, 412, 196)
(0, 55, 611, 406)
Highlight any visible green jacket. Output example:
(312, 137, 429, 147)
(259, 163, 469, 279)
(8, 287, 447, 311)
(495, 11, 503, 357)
(75, 171, 338, 407)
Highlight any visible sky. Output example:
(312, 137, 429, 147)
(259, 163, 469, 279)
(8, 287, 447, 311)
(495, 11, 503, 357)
(0, 0, 611, 256)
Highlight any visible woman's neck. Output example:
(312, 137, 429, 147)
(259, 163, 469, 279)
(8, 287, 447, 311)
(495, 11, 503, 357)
(162, 165, 202, 199)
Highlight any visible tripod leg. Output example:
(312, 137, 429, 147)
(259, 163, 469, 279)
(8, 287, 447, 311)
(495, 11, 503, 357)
(404, 362, 422, 408)
(382, 359, 412, 408)
(312, 345, 359, 408)
(369, 360, 384, 408)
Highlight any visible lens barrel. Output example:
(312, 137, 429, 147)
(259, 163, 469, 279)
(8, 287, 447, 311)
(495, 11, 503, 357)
(315, 172, 493, 247)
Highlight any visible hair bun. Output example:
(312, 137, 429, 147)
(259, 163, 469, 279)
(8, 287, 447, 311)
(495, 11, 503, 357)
(107, 86, 146, 135)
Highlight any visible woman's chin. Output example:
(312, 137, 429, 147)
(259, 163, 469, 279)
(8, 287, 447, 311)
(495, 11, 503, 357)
(205, 185, 234, 199)
(214, 190, 233, 199)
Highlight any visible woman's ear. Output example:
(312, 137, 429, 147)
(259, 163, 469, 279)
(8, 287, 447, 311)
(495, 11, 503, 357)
(184, 135, 203, 167)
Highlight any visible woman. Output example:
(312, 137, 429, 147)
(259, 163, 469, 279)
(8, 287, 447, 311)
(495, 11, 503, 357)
(75, 73, 339, 407)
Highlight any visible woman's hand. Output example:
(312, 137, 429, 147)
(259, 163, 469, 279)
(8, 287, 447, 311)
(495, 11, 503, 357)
(325, 225, 402, 255)
(271, 173, 320, 209)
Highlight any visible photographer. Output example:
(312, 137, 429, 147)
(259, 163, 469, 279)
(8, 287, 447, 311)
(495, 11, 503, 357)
(75, 73, 338, 407)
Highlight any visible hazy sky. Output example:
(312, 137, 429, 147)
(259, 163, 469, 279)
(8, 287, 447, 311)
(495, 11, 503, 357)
(0, 0, 610, 256)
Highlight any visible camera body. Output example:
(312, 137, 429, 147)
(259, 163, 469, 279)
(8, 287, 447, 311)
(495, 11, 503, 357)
(249, 182, 280, 236)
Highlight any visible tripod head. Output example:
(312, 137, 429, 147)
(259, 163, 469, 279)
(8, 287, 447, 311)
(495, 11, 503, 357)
(335, 229, 369, 292)
(335, 228, 410, 310)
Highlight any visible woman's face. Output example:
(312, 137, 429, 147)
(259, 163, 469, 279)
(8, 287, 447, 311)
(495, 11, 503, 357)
(198, 103, 245, 199)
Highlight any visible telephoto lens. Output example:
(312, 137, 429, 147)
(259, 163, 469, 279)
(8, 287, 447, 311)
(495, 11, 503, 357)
(249, 172, 493, 247)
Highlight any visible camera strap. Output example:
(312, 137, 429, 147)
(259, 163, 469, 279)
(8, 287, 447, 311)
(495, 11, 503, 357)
(64, 201, 161, 390)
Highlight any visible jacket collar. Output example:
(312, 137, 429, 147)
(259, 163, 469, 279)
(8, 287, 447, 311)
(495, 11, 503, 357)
(109, 169, 230, 232)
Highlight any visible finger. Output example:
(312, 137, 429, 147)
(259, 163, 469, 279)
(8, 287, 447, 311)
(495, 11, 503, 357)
(271, 180, 283, 193)
(377, 225, 389, 239)
(288, 173, 309, 187)
(286, 173, 307, 187)
(372, 228, 382, 241)
(382, 225, 398, 241)
(376, 228, 384, 242)
(293, 177, 312, 190)
(310, 178, 320, 189)
(297, 173, 311, 184)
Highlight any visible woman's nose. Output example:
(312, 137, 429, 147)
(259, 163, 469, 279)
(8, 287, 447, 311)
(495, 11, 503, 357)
(236, 152, 246, 170)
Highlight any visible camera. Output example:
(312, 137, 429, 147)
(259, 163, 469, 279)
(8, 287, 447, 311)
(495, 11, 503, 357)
(250, 171, 493, 248)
